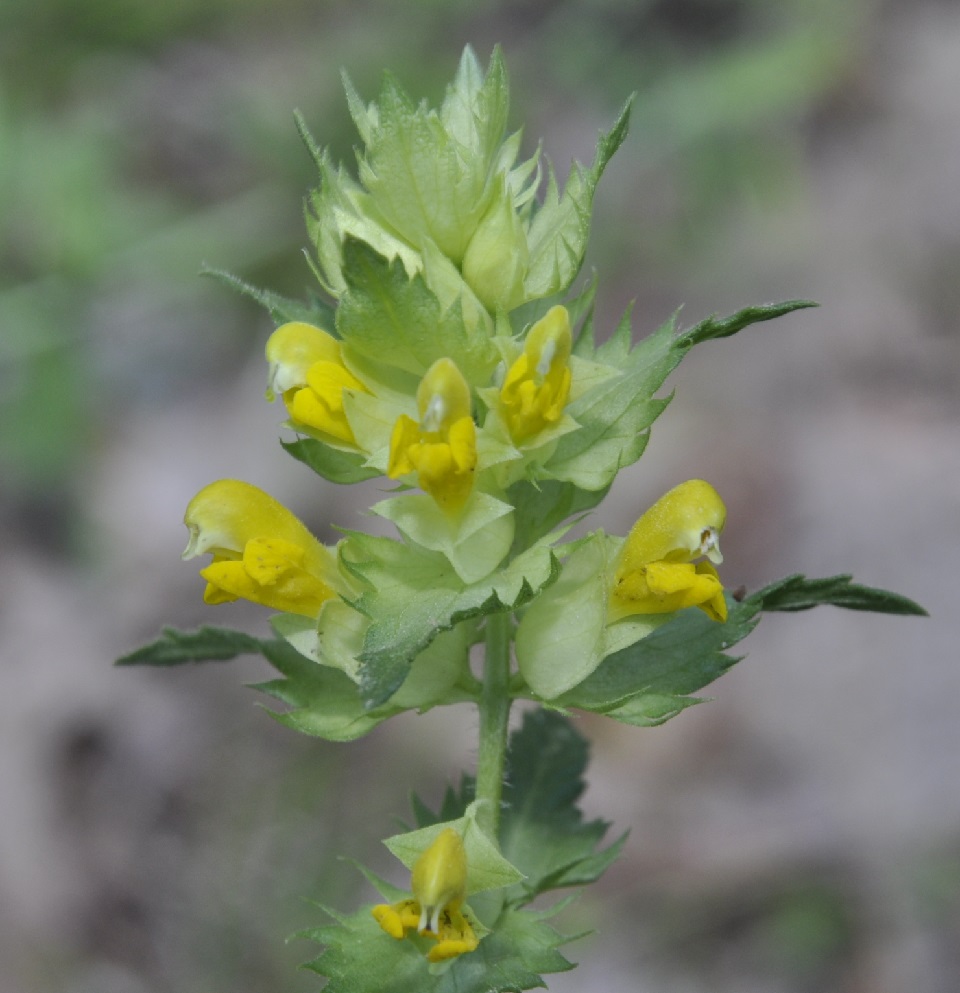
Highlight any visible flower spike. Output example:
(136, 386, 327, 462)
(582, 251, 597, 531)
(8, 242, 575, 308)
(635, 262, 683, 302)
(183, 479, 338, 617)
(610, 479, 728, 622)
(387, 358, 478, 512)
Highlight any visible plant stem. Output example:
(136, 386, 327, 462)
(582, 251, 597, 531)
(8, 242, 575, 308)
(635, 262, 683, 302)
(475, 611, 512, 841)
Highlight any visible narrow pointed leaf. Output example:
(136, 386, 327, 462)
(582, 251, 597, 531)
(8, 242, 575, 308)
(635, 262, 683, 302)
(201, 267, 335, 329)
(677, 299, 817, 347)
(281, 437, 379, 484)
(750, 573, 927, 615)
(116, 626, 266, 666)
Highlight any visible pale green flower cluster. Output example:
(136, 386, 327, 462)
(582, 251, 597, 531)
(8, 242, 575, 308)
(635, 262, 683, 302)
(181, 47, 736, 732)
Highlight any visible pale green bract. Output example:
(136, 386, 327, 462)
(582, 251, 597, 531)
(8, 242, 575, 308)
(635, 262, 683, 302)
(384, 802, 525, 896)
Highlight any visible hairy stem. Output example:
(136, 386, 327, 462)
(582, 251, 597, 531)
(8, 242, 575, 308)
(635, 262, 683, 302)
(475, 612, 512, 840)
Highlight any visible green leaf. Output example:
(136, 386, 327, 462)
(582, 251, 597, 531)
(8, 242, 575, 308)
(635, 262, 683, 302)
(560, 595, 761, 720)
(201, 267, 335, 329)
(600, 692, 703, 728)
(434, 906, 575, 992)
(547, 298, 817, 491)
(501, 710, 624, 902)
(591, 300, 640, 366)
(254, 640, 400, 742)
(507, 477, 609, 551)
(677, 299, 818, 347)
(342, 531, 560, 708)
(592, 94, 635, 186)
(558, 571, 925, 726)
(524, 95, 633, 301)
(117, 628, 405, 741)
(301, 905, 429, 993)
(565, 272, 600, 346)
(410, 777, 476, 829)
(301, 902, 574, 993)
(336, 238, 497, 384)
(115, 626, 266, 667)
(281, 437, 380, 485)
(544, 313, 677, 490)
(749, 573, 927, 615)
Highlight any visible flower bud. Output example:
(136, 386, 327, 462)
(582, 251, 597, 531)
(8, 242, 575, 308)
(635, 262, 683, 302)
(462, 180, 529, 313)
(371, 825, 479, 962)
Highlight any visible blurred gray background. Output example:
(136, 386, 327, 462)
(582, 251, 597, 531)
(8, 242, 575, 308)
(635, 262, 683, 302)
(1, 1, 957, 991)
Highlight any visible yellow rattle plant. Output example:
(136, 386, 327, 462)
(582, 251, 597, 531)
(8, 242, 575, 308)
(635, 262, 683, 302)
(120, 48, 924, 992)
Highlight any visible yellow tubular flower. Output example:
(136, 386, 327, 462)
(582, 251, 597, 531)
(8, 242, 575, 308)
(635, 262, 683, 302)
(387, 358, 477, 512)
(499, 305, 572, 443)
(610, 479, 728, 623)
(182, 479, 337, 617)
(372, 828, 479, 963)
(411, 827, 468, 935)
(265, 322, 366, 445)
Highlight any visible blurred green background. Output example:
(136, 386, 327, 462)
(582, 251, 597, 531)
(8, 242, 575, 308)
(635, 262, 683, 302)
(2, 1, 958, 992)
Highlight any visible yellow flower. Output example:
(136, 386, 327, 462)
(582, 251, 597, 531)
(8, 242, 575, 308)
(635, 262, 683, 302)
(372, 828, 479, 963)
(499, 305, 572, 443)
(610, 479, 728, 623)
(265, 322, 366, 446)
(388, 358, 477, 512)
(182, 479, 337, 617)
